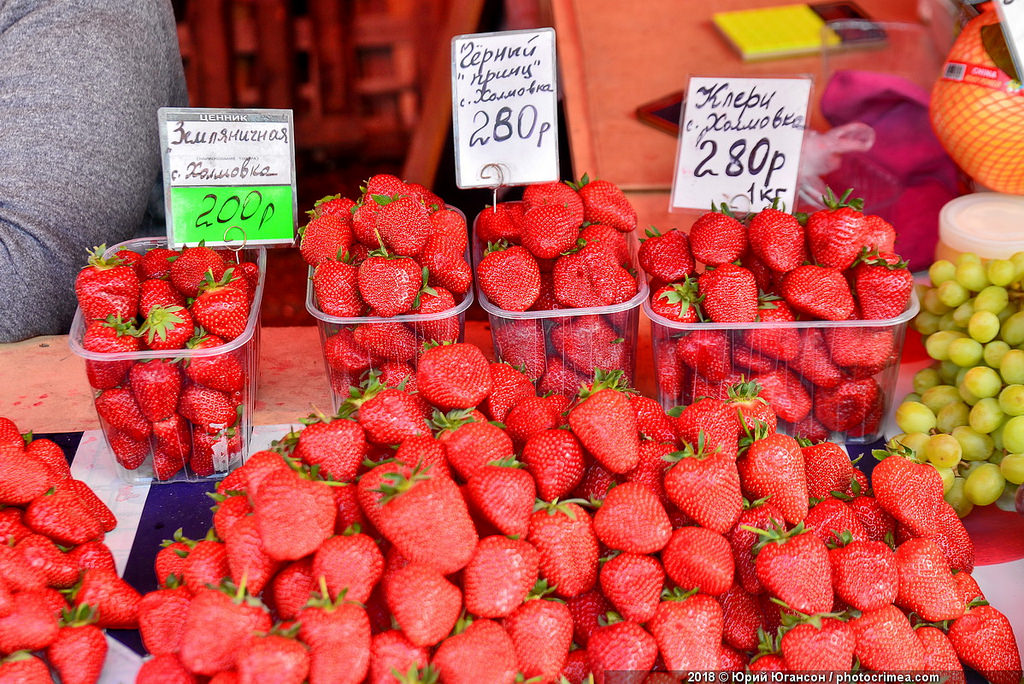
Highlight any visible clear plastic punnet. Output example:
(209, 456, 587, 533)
(69, 237, 266, 484)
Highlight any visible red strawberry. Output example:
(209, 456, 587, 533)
(184, 331, 244, 392)
(750, 522, 833, 615)
(138, 305, 194, 350)
(523, 180, 584, 223)
(81, 315, 141, 389)
(26, 438, 71, 482)
(369, 630, 429, 684)
(791, 328, 844, 388)
(236, 633, 310, 684)
(75, 245, 140, 321)
(947, 604, 1023, 684)
(294, 412, 367, 482)
(482, 362, 536, 423)
(178, 584, 272, 675)
(574, 175, 637, 232)
(416, 342, 493, 410)
(592, 481, 671, 553)
(737, 428, 808, 525)
(579, 223, 630, 265)
(374, 194, 431, 256)
(568, 371, 639, 473)
(752, 368, 811, 424)
(504, 595, 574, 683)
(661, 526, 734, 596)
(463, 536, 539, 618)
(300, 212, 353, 266)
(0, 591, 60, 653)
(726, 378, 778, 434)
(178, 385, 238, 430)
(313, 258, 363, 317)
(170, 244, 227, 298)
(599, 551, 665, 622)
(520, 203, 580, 259)
(801, 440, 855, 499)
(780, 264, 856, 320)
(847, 494, 897, 542)
(465, 461, 535, 537)
(649, 278, 702, 323)
(744, 298, 800, 362)
(190, 270, 250, 340)
(73, 567, 142, 630)
(803, 497, 868, 545)
(781, 616, 854, 671)
(432, 618, 517, 684)
(266, 557, 316, 621)
(699, 263, 758, 323)
(676, 329, 732, 382)
(298, 585, 371, 684)
(630, 395, 677, 444)
(829, 538, 898, 611)
(223, 515, 281, 596)
(917, 625, 964, 677)
(528, 500, 599, 598)
(852, 250, 914, 319)
(477, 242, 541, 311)
(138, 246, 178, 280)
(849, 604, 926, 670)
(475, 202, 523, 244)
(25, 487, 103, 545)
(47, 605, 108, 684)
(825, 326, 895, 372)
(356, 249, 422, 317)
(505, 394, 569, 446)
(548, 315, 631, 381)
(385, 562, 462, 647)
(748, 205, 807, 272)
(521, 429, 586, 501)
(688, 208, 747, 266)
(129, 359, 183, 422)
(551, 244, 629, 308)
(138, 585, 192, 656)
(894, 537, 964, 621)
(814, 377, 881, 432)
(351, 381, 430, 446)
(638, 226, 694, 281)
(728, 498, 784, 595)
(664, 441, 743, 534)
(587, 619, 658, 684)
(411, 286, 462, 343)
(253, 466, 336, 562)
(806, 188, 868, 269)
(15, 534, 79, 588)
(720, 583, 764, 652)
(96, 386, 151, 441)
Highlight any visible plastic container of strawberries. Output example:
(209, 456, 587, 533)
(305, 237, 475, 412)
(69, 237, 266, 484)
(472, 205, 650, 393)
(644, 290, 920, 443)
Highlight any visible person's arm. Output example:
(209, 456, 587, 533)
(0, 0, 187, 342)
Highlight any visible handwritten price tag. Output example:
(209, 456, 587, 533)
(670, 76, 811, 212)
(158, 108, 297, 248)
(995, 0, 1024, 78)
(451, 28, 559, 189)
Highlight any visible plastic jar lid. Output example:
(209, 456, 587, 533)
(939, 192, 1024, 259)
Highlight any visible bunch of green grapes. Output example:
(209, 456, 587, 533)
(891, 251, 1024, 518)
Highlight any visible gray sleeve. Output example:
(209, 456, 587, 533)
(0, 0, 188, 342)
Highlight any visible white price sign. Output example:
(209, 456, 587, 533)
(451, 28, 559, 189)
(995, 0, 1024, 78)
(671, 76, 811, 212)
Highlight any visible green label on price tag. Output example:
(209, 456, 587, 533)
(158, 107, 298, 248)
(170, 185, 294, 245)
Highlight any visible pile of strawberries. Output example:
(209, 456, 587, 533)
(123, 342, 1019, 682)
(75, 241, 262, 480)
(643, 190, 915, 441)
(0, 416, 141, 683)
(299, 174, 473, 396)
(474, 176, 643, 389)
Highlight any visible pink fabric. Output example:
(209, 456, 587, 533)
(820, 70, 961, 269)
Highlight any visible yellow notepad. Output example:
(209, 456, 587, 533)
(712, 3, 841, 61)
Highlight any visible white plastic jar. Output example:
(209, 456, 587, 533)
(936, 192, 1024, 262)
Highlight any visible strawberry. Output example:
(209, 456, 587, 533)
(728, 498, 784, 595)
(551, 243, 629, 308)
(917, 625, 964, 677)
(599, 551, 665, 623)
(350, 381, 430, 446)
(849, 604, 926, 670)
(416, 342, 493, 410)
(568, 370, 639, 473)
(298, 585, 371, 684)
(384, 562, 461, 647)
(801, 439, 855, 499)
(630, 395, 676, 444)
(127, 359, 182, 422)
(138, 585, 192, 656)
(825, 326, 895, 372)
(81, 315, 141, 389)
(462, 536, 539, 618)
(374, 194, 431, 256)
(894, 537, 964, 621)
(699, 263, 759, 323)
(587, 618, 658, 684)
(181, 534, 230, 591)
(814, 377, 881, 432)
(266, 557, 316, 621)
(947, 604, 1022, 684)
(170, 243, 227, 298)
(523, 179, 584, 224)
(433, 618, 517, 684)
(411, 286, 462, 343)
(358, 461, 477, 574)
(720, 583, 764, 652)
(781, 264, 856, 320)
(743, 298, 800, 362)
(848, 494, 897, 543)
(748, 205, 807, 272)
(528, 500, 599, 598)
(592, 480, 671, 553)
(135, 653, 195, 683)
(15, 533, 79, 588)
(477, 241, 541, 311)
(190, 270, 250, 340)
(356, 248, 422, 317)
(294, 411, 367, 482)
(300, 212, 353, 266)
(476, 202, 523, 244)
(548, 315, 631, 380)
(749, 522, 833, 615)
(482, 362, 535, 423)
(661, 526, 734, 596)
(664, 440, 743, 534)
(46, 605, 108, 684)
(492, 319, 547, 380)
(392, 434, 450, 480)
(803, 496, 869, 546)
(520, 203, 580, 259)
(806, 188, 868, 269)
(780, 615, 854, 671)
(95, 386, 151, 441)
(726, 378, 777, 434)
(184, 331, 244, 392)
(178, 385, 238, 429)
(253, 465, 336, 562)
(791, 413, 832, 442)
(638, 226, 694, 281)
(369, 630, 429, 684)
(313, 258, 363, 317)
(323, 327, 373, 377)
(688, 208, 747, 266)
(752, 368, 811, 424)
(138, 246, 178, 280)
(236, 632, 310, 684)
(579, 223, 630, 266)
(649, 278, 702, 323)
(25, 487, 103, 545)
(465, 460, 535, 537)
(560, 649, 591, 683)
(75, 245, 140, 321)
(25, 437, 71, 482)
(852, 250, 914, 319)
(504, 594, 574, 683)
(0, 508, 31, 546)
(521, 429, 586, 501)
(149, 414, 190, 477)
(829, 537, 897, 611)
(676, 329, 732, 382)
(737, 427, 808, 525)
(73, 567, 142, 629)
(178, 583, 272, 676)
(223, 515, 280, 596)
(573, 175, 637, 232)
(0, 591, 60, 653)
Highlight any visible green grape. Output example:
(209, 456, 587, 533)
(1000, 453, 1024, 485)
(903, 392, 922, 404)
(948, 337, 984, 367)
(895, 401, 937, 434)
(969, 397, 1004, 433)
(921, 385, 963, 414)
(997, 302, 1017, 324)
(988, 450, 1006, 465)
(952, 301, 976, 328)
(914, 311, 941, 336)
(953, 425, 995, 461)
(939, 312, 960, 332)
(996, 484, 1019, 512)
(944, 477, 974, 518)
(998, 384, 1024, 417)
(913, 367, 942, 394)
(968, 311, 1001, 344)
(936, 401, 970, 433)
(984, 340, 1011, 368)
(889, 432, 930, 460)
(956, 261, 989, 292)
(1001, 311, 1024, 346)
(924, 433, 963, 468)
(964, 462, 1005, 506)
(987, 258, 1017, 287)
(938, 280, 971, 308)
(1002, 415, 1024, 453)
(992, 422, 1006, 451)
(925, 330, 966, 362)
(929, 259, 957, 286)
(958, 252, 982, 265)
(974, 285, 1010, 314)
(922, 288, 952, 316)
(963, 366, 1002, 398)
(1001, 349, 1024, 384)
(959, 459, 985, 478)
(934, 465, 956, 494)
(958, 383, 981, 406)
(1012, 251, 1024, 278)
(939, 361, 960, 384)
